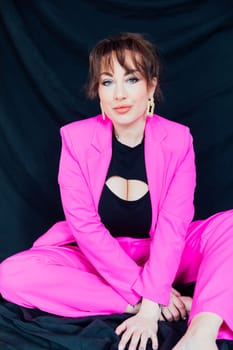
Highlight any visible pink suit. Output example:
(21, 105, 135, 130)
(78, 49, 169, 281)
(0, 114, 233, 340)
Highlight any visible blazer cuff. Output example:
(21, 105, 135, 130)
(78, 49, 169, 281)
(131, 275, 171, 306)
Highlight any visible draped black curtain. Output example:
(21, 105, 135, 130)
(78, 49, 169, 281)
(1, 0, 233, 261)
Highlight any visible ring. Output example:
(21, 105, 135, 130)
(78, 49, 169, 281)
(139, 347, 144, 350)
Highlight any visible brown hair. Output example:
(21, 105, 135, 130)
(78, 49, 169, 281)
(86, 32, 162, 100)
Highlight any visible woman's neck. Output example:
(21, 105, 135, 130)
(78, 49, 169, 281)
(113, 119, 146, 148)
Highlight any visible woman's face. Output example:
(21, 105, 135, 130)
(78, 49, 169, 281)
(98, 51, 157, 128)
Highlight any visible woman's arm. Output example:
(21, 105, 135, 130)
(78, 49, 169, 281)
(58, 126, 141, 305)
(132, 127, 196, 306)
(115, 127, 196, 350)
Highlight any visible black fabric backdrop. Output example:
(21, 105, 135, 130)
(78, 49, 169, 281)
(1, 0, 233, 259)
(0, 1, 233, 349)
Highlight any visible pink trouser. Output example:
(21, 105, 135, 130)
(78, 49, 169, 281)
(0, 210, 233, 340)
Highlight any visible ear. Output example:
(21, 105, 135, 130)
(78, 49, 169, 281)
(148, 77, 158, 97)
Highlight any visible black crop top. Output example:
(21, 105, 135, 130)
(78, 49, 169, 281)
(98, 134, 152, 238)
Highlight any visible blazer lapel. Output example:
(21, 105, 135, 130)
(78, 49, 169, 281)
(87, 117, 113, 210)
(145, 116, 167, 234)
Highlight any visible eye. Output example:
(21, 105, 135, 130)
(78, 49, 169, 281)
(127, 76, 139, 84)
(101, 80, 113, 87)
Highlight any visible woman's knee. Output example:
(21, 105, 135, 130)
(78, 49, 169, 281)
(0, 250, 46, 297)
(202, 211, 233, 249)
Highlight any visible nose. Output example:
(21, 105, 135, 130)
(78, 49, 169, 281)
(114, 82, 127, 100)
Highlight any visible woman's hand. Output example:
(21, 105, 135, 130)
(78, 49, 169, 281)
(160, 288, 192, 322)
(115, 299, 160, 350)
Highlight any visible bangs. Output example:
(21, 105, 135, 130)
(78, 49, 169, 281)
(100, 49, 146, 78)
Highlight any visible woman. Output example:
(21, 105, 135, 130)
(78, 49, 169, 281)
(0, 33, 233, 350)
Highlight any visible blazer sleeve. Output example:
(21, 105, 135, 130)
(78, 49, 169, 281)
(58, 126, 141, 306)
(132, 127, 196, 306)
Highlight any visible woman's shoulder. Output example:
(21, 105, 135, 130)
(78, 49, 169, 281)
(61, 114, 102, 135)
(60, 115, 107, 147)
(151, 114, 193, 152)
(59, 114, 111, 156)
(153, 114, 192, 139)
(154, 114, 190, 132)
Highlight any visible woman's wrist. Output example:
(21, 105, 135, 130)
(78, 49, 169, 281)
(125, 302, 141, 314)
(138, 298, 161, 319)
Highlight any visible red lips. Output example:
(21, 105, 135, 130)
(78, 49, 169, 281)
(113, 105, 132, 114)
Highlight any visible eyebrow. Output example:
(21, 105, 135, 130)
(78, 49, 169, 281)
(100, 69, 139, 77)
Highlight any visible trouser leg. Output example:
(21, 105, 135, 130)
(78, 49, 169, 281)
(0, 246, 128, 317)
(175, 210, 233, 340)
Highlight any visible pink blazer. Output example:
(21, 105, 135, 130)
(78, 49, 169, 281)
(33, 114, 196, 306)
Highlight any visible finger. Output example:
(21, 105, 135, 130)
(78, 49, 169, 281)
(170, 306, 181, 321)
(161, 307, 174, 322)
(115, 321, 127, 335)
(169, 305, 183, 321)
(138, 333, 150, 350)
(118, 328, 133, 350)
(151, 333, 159, 350)
(171, 288, 181, 297)
(172, 298, 187, 319)
(180, 296, 192, 313)
(128, 331, 141, 350)
(159, 313, 166, 321)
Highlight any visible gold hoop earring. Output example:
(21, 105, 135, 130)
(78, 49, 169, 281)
(146, 98, 155, 117)
(100, 102, 105, 120)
